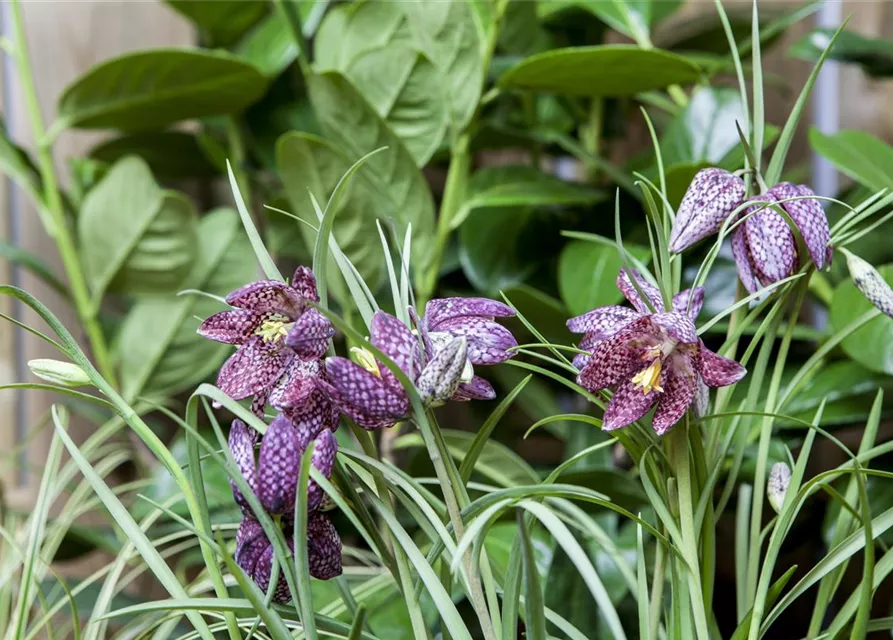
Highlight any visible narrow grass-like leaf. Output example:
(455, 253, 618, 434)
(518, 510, 546, 640)
(226, 160, 282, 281)
(293, 441, 318, 640)
(636, 521, 651, 640)
(730, 565, 797, 640)
(750, 0, 764, 175)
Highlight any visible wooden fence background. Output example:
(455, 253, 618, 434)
(1, 0, 892, 509)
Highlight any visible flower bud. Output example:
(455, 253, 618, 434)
(28, 359, 91, 388)
(768, 462, 791, 514)
(669, 168, 745, 253)
(417, 337, 468, 406)
(841, 248, 893, 317)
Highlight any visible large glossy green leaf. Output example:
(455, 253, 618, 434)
(809, 128, 893, 192)
(559, 241, 650, 317)
(56, 49, 269, 131)
(276, 132, 385, 288)
(315, 3, 448, 166)
(453, 165, 603, 229)
(305, 71, 436, 274)
(77, 156, 197, 299)
(236, 0, 323, 77)
(165, 0, 269, 46)
(830, 264, 893, 376)
(114, 208, 255, 400)
(662, 87, 745, 166)
(791, 27, 893, 78)
(498, 45, 701, 96)
(89, 131, 218, 179)
(460, 207, 535, 293)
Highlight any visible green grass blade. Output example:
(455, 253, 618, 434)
(293, 441, 318, 640)
(518, 510, 546, 640)
(750, 0, 764, 176)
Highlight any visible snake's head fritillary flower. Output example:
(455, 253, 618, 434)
(235, 512, 342, 602)
(198, 267, 334, 413)
(228, 416, 336, 515)
(670, 168, 746, 253)
(419, 297, 517, 401)
(568, 269, 745, 434)
(732, 183, 832, 294)
(841, 248, 893, 318)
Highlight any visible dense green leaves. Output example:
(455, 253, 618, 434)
(305, 71, 436, 274)
(830, 264, 893, 375)
(114, 208, 254, 400)
(791, 27, 893, 78)
(582, 0, 682, 40)
(559, 241, 649, 317)
(89, 132, 219, 179)
(77, 156, 197, 299)
(498, 45, 702, 96)
(809, 128, 893, 192)
(56, 49, 269, 131)
(165, 0, 269, 46)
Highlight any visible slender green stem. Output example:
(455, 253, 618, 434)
(9, 0, 116, 386)
(274, 0, 312, 78)
(581, 98, 604, 183)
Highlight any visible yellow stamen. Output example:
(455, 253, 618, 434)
(631, 360, 664, 395)
(350, 346, 381, 378)
(256, 319, 290, 343)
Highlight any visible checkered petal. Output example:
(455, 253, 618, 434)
(452, 375, 496, 401)
(307, 429, 337, 512)
(577, 317, 654, 391)
(670, 168, 746, 252)
(602, 377, 660, 430)
(256, 415, 300, 515)
(229, 420, 258, 510)
(573, 352, 591, 370)
(617, 269, 665, 313)
(773, 182, 832, 270)
(843, 248, 893, 317)
(253, 536, 295, 603)
(672, 287, 705, 320)
(418, 337, 468, 406)
(434, 316, 517, 365)
(370, 311, 422, 379)
(425, 297, 515, 330)
(307, 513, 343, 580)
(269, 359, 319, 413)
(651, 360, 697, 435)
(651, 312, 698, 344)
(216, 337, 291, 401)
(286, 309, 334, 360)
(291, 266, 320, 303)
(743, 197, 796, 285)
(290, 387, 341, 442)
(323, 357, 409, 430)
(234, 517, 266, 579)
(698, 343, 746, 387)
(225, 280, 303, 318)
(731, 227, 760, 294)
(198, 309, 268, 345)
(567, 305, 641, 336)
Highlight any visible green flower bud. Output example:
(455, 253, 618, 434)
(28, 359, 91, 388)
(768, 462, 791, 514)
(841, 248, 893, 317)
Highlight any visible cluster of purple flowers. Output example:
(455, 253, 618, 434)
(199, 267, 518, 600)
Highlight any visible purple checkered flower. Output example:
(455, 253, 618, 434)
(235, 512, 342, 603)
(198, 266, 335, 417)
(323, 300, 517, 429)
(670, 168, 746, 253)
(228, 415, 337, 516)
(567, 269, 746, 434)
(732, 183, 833, 294)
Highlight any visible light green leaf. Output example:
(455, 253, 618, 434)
(77, 156, 197, 299)
(580, 0, 682, 40)
(236, 0, 323, 77)
(498, 45, 702, 97)
(809, 128, 893, 192)
(114, 208, 255, 401)
(165, 0, 269, 46)
(0, 115, 42, 206)
(791, 27, 893, 78)
(662, 87, 746, 166)
(830, 263, 893, 375)
(559, 241, 650, 317)
(56, 49, 269, 131)
(305, 71, 435, 276)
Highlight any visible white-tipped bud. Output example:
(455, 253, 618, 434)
(768, 462, 791, 514)
(417, 337, 468, 407)
(28, 359, 91, 388)
(842, 248, 893, 317)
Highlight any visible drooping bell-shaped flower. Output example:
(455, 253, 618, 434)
(235, 512, 342, 603)
(198, 266, 335, 415)
(418, 297, 517, 401)
(732, 183, 833, 294)
(228, 416, 336, 515)
(568, 269, 746, 434)
(670, 168, 746, 253)
(841, 248, 893, 317)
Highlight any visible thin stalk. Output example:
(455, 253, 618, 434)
(745, 282, 808, 609)
(9, 0, 116, 385)
(649, 530, 667, 640)
(274, 0, 312, 78)
(226, 117, 253, 209)
(581, 98, 604, 183)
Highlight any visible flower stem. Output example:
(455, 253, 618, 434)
(9, 0, 116, 386)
